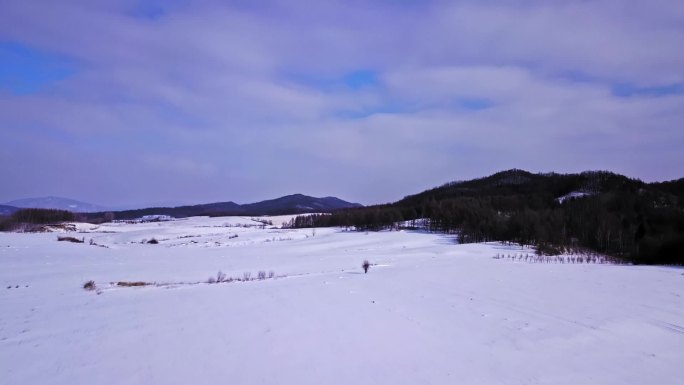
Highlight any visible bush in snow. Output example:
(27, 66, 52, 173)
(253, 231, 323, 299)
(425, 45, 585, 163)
(362, 260, 370, 273)
(207, 271, 226, 284)
(492, 252, 624, 265)
(83, 280, 96, 291)
(58, 236, 84, 243)
(216, 271, 226, 283)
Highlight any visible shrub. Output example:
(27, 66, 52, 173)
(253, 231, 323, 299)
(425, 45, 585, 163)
(362, 260, 370, 273)
(83, 280, 96, 291)
(147, 238, 159, 244)
(243, 272, 251, 281)
(116, 281, 148, 287)
(58, 236, 84, 243)
(216, 271, 226, 283)
(257, 271, 266, 280)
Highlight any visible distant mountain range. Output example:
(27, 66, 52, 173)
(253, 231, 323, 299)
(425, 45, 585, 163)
(1, 194, 362, 219)
(3, 197, 109, 213)
(93, 194, 362, 220)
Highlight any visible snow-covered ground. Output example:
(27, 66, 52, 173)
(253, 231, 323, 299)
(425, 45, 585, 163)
(556, 191, 592, 203)
(1, 216, 682, 385)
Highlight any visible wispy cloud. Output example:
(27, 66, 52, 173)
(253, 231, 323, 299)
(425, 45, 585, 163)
(0, 0, 683, 205)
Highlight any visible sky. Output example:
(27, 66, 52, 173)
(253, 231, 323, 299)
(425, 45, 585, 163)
(1, 0, 683, 207)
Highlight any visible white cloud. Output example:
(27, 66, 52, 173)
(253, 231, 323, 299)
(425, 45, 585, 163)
(0, 0, 683, 204)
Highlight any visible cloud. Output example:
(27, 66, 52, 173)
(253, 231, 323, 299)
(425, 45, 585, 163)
(0, 0, 683, 205)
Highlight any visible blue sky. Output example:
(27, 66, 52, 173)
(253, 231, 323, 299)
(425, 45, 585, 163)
(0, 42, 76, 94)
(1, 0, 683, 207)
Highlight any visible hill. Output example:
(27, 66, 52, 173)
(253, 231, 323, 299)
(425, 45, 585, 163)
(241, 194, 362, 215)
(0, 205, 19, 216)
(291, 170, 684, 265)
(83, 194, 361, 221)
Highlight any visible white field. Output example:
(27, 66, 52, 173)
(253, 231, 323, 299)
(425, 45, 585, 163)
(1, 216, 682, 385)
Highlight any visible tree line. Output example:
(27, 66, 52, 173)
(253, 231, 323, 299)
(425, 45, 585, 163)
(287, 170, 684, 265)
(0, 208, 77, 231)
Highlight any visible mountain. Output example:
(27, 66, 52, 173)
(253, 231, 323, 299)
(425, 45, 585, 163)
(0, 205, 19, 216)
(291, 169, 684, 265)
(4, 197, 109, 213)
(397, 169, 644, 206)
(241, 194, 362, 215)
(82, 194, 361, 221)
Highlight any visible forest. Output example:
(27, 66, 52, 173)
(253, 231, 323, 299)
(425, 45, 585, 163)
(287, 170, 684, 265)
(0, 208, 77, 232)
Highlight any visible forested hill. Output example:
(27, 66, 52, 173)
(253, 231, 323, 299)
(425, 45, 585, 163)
(397, 169, 645, 205)
(290, 170, 684, 265)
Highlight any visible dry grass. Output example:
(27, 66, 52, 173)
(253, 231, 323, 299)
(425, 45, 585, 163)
(116, 281, 150, 287)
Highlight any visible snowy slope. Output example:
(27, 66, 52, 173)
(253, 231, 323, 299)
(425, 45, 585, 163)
(556, 191, 592, 203)
(0, 217, 682, 385)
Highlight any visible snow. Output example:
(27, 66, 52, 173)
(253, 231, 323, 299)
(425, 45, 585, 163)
(129, 215, 176, 223)
(1, 216, 682, 385)
(556, 191, 592, 203)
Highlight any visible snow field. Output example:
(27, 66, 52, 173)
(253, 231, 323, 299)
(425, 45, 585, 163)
(1, 216, 682, 384)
